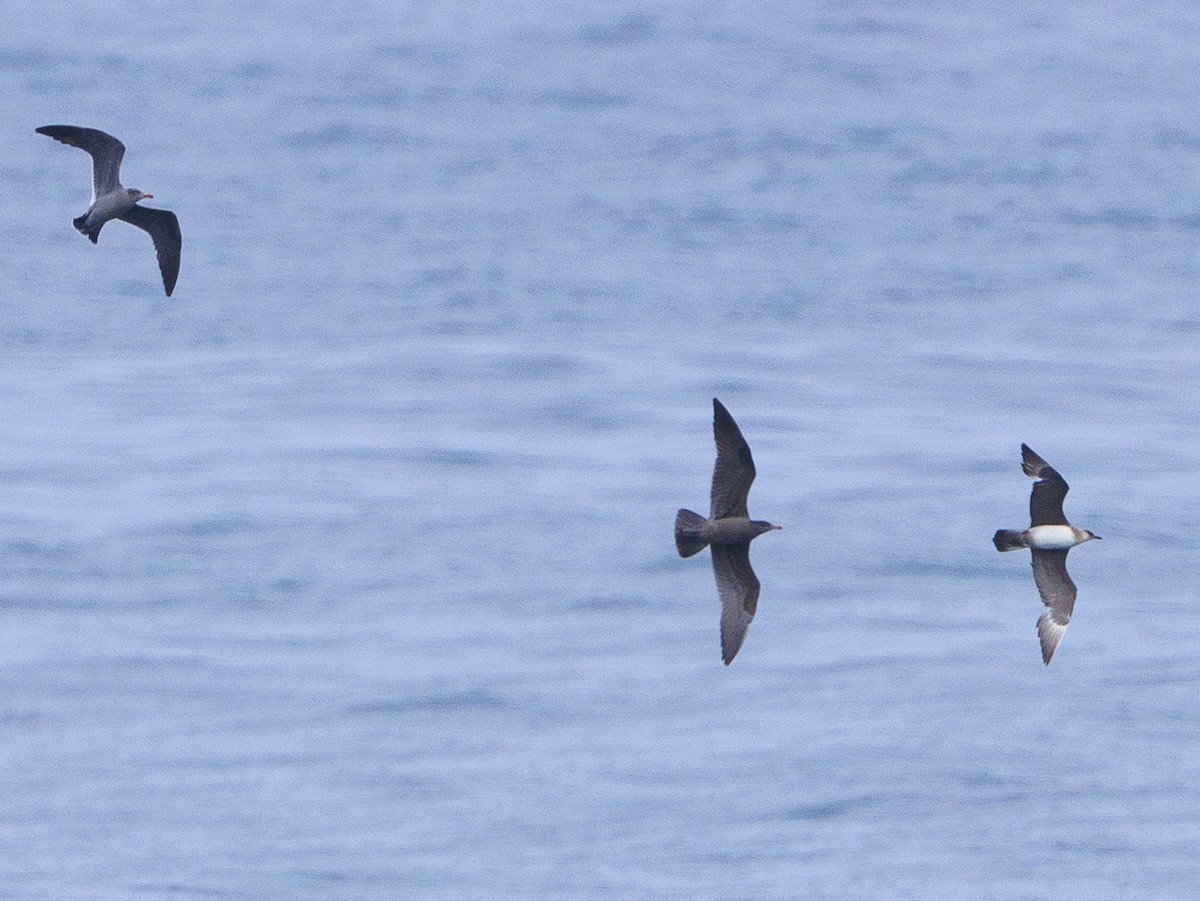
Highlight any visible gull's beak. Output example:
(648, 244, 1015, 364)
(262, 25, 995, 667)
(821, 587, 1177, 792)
(144, 193, 154, 199)
(771, 524, 782, 531)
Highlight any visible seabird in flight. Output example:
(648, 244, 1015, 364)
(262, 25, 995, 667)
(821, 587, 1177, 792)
(36, 125, 181, 296)
(675, 398, 781, 665)
(993, 443, 1101, 664)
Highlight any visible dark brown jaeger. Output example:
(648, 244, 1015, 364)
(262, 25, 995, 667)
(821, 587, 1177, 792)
(675, 398, 781, 664)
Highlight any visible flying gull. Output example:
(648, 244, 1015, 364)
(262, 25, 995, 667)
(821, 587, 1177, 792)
(675, 398, 781, 665)
(993, 444, 1101, 664)
(36, 125, 181, 296)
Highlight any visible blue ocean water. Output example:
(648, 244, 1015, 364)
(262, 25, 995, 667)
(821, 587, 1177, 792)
(3, 1, 1200, 897)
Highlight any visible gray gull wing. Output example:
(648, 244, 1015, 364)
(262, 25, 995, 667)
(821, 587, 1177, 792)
(36, 125, 126, 198)
(117, 206, 181, 296)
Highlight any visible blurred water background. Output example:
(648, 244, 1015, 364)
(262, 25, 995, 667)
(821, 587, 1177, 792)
(3, 1, 1200, 897)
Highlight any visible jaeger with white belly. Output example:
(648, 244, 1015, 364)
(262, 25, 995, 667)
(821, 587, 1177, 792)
(993, 523, 1097, 552)
(992, 444, 1101, 665)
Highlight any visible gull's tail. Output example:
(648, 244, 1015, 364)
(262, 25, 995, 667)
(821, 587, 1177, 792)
(73, 214, 103, 244)
(675, 509, 709, 558)
(992, 529, 1028, 552)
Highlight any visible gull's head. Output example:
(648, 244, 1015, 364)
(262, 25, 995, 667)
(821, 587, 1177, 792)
(127, 188, 153, 202)
(752, 520, 782, 537)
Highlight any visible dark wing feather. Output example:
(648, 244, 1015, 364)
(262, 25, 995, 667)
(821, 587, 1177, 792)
(1022, 444, 1070, 526)
(117, 206, 181, 296)
(711, 543, 760, 665)
(710, 398, 756, 519)
(36, 125, 126, 197)
(1030, 549, 1076, 665)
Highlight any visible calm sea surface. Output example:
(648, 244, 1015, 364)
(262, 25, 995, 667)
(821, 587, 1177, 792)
(3, 2, 1200, 897)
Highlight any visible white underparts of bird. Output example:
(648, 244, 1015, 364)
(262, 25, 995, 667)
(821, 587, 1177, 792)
(36, 125, 181, 296)
(675, 398, 781, 665)
(993, 444, 1101, 665)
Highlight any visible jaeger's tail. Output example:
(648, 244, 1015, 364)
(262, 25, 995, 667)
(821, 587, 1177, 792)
(674, 509, 710, 558)
(992, 529, 1028, 552)
(73, 214, 103, 244)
